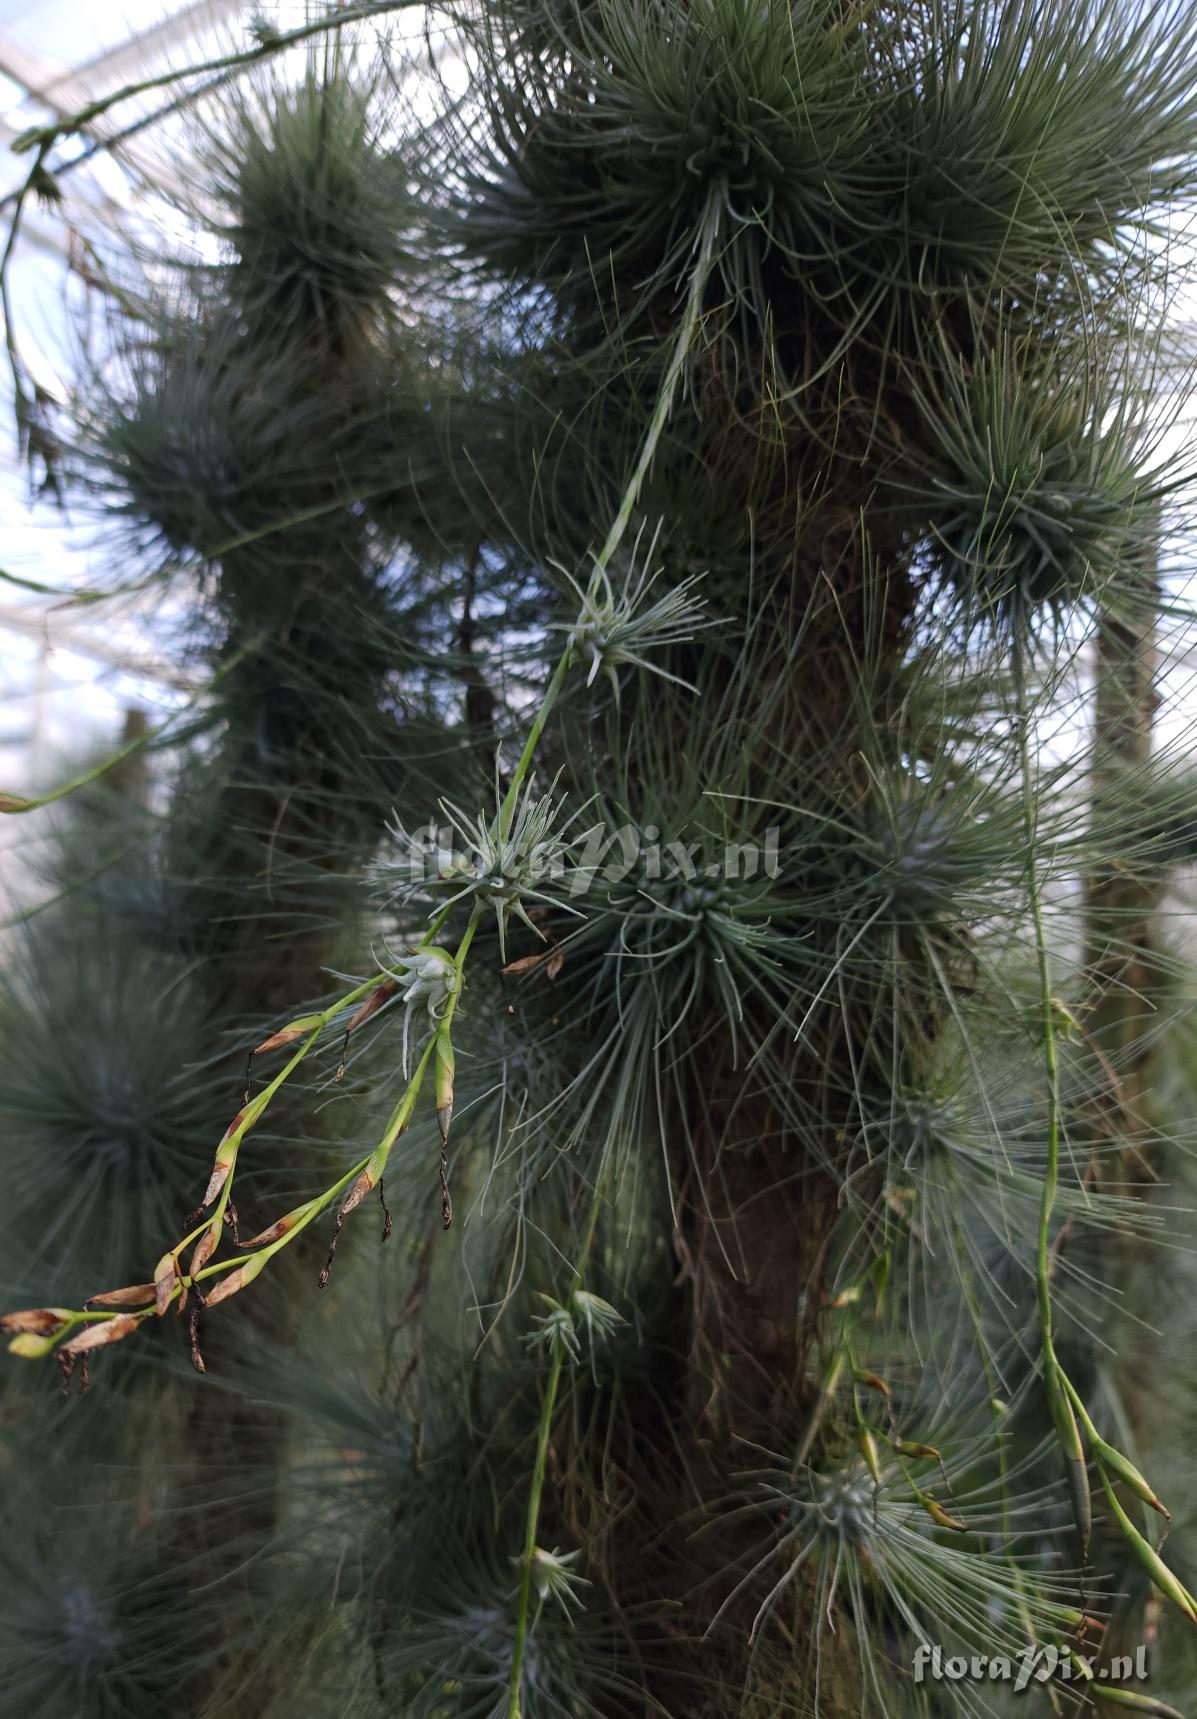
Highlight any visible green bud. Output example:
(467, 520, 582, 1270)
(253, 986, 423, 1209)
(1101, 1480, 1197, 1624)
(8, 1330, 61, 1358)
(1046, 1363, 1091, 1556)
(1091, 1436, 1170, 1521)
(858, 1426, 882, 1485)
(435, 1029, 455, 1144)
(202, 1251, 268, 1308)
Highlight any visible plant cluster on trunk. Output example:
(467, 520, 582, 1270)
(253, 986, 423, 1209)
(5, 5, 1197, 1717)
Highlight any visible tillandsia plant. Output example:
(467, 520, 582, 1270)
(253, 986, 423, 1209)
(9, 3, 1197, 1717)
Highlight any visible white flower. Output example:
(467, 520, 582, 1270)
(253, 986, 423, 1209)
(394, 947, 457, 1073)
(528, 1546, 590, 1617)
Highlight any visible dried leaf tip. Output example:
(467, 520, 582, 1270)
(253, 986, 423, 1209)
(202, 1252, 267, 1308)
(435, 1031, 455, 1145)
(85, 1282, 156, 1310)
(58, 1315, 140, 1355)
(153, 1251, 179, 1318)
(53, 1313, 143, 1388)
(345, 980, 398, 1036)
(0, 1306, 73, 1335)
(921, 1496, 967, 1533)
(251, 1013, 322, 1056)
(852, 1368, 890, 1397)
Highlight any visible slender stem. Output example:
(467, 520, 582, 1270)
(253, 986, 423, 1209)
(442, 911, 479, 1023)
(506, 1343, 565, 1719)
(193, 919, 471, 1292)
(200, 1036, 439, 1285)
(591, 191, 722, 583)
(499, 191, 721, 848)
(506, 1187, 604, 1719)
(497, 646, 573, 837)
(205, 900, 467, 1219)
(504, 194, 722, 1719)
(1013, 652, 1061, 1347)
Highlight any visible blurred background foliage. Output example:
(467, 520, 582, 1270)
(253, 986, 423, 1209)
(3, 4, 1197, 1717)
